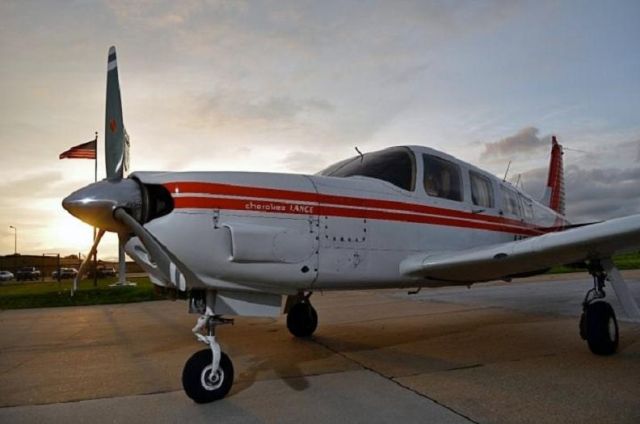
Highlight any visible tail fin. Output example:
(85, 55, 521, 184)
(105, 46, 130, 180)
(542, 136, 565, 215)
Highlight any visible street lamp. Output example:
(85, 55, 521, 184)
(9, 225, 16, 255)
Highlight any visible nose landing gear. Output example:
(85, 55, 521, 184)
(183, 293, 235, 403)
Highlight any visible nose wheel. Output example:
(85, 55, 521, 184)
(182, 349, 234, 403)
(183, 302, 235, 403)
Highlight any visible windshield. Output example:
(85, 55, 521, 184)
(318, 147, 416, 191)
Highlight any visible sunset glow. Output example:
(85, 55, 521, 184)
(1, 1, 639, 259)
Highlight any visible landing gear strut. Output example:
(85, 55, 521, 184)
(286, 292, 318, 338)
(183, 292, 234, 403)
(580, 262, 619, 355)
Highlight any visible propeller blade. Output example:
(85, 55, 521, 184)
(114, 208, 196, 291)
(115, 232, 129, 286)
(105, 46, 129, 180)
(72, 228, 106, 296)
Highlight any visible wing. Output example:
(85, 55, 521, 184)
(400, 214, 640, 283)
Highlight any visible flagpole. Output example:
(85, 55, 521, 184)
(61, 135, 100, 296)
(93, 132, 99, 288)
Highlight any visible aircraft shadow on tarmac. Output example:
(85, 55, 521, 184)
(228, 302, 639, 397)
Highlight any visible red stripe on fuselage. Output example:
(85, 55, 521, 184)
(164, 181, 541, 231)
(167, 181, 545, 236)
(173, 197, 541, 235)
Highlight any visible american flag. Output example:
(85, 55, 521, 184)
(59, 140, 96, 160)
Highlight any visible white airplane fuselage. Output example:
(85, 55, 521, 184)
(126, 145, 563, 296)
(62, 46, 639, 403)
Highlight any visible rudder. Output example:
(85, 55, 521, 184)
(542, 135, 565, 216)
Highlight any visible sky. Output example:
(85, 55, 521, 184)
(1, 0, 639, 259)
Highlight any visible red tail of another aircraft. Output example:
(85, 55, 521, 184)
(543, 136, 565, 216)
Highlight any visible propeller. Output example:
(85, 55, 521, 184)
(114, 209, 189, 291)
(72, 229, 106, 293)
(64, 46, 186, 295)
(105, 45, 132, 289)
(66, 46, 129, 295)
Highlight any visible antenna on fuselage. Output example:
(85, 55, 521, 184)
(355, 146, 364, 162)
(502, 160, 512, 182)
(563, 146, 590, 154)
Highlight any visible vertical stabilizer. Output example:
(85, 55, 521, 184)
(105, 46, 129, 180)
(542, 136, 565, 216)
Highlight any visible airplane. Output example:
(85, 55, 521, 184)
(62, 47, 640, 403)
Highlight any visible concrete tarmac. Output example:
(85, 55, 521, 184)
(1, 272, 639, 423)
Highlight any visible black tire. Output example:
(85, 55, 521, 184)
(287, 302, 318, 338)
(583, 301, 619, 356)
(182, 349, 234, 403)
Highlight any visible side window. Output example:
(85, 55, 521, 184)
(502, 188, 521, 216)
(520, 195, 534, 221)
(470, 171, 494, 208)
(423, 154, 463, 201)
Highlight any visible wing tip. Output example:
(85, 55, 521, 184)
(108, 46, 117, 70)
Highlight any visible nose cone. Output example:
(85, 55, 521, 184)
(62, 179, 142, 232)
(62, 186, 115, 231)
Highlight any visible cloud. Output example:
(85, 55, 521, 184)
(566, 166, 640, 220)
(480, 127, 552, 161)
(279, 150, 334, 173)
(105, 0, 204, 29)
(520, 164, 640, 223)
(631, 139, 640, 161)
(197, 92, 334, 126)
(0, 172, 77, 200)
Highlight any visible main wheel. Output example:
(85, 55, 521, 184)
(287, 302, 318, 338)
(182, 349, 234, 403)
(582, 301, 618, 356)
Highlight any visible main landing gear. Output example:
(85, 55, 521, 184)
(183, 293, 234, 403)
(580, 264, 618, 355)
(580, 259, 640, 356)
(286, 292, 318, 338)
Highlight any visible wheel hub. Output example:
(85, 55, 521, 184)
(201, 365, 224, 391)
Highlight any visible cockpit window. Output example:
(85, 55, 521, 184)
(318, 147, 416, 191)
(423, 154, 463, 201)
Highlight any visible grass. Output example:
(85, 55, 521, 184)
(0, 276, 164, 310)
(548, 251, 640, 274)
